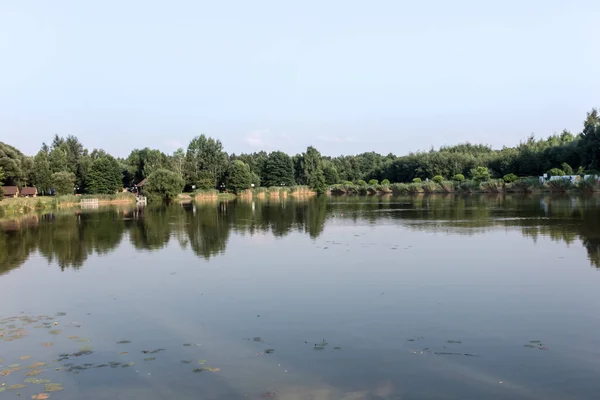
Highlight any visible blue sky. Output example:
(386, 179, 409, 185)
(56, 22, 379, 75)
(1, 0, 599, 158)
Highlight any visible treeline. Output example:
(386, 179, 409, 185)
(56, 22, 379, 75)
(1, 109, 599, 196)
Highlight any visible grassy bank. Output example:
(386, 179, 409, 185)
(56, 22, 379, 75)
(0, 192, 136, 217)
(192, 186, 316, 202)
(328, 177, 600, 195)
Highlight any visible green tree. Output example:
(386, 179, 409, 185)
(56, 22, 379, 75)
(368, 179, 379, 185)
(145, 169, 184, 202)
(470, 166, 491, 181)
(412, 177, 422, 183)
(561, 162, 574, 175)
(432, 175, 444, 183)
(302, 146, 326, 194)
(0, 166, 4, 185)
(547, 168, 565, 177)
(170, 148, 186, 180)
(381, 179, 391, 186)
(86, 156, 123, 194)
(262, 151, 295, 187)
(0, 142, 26, 186)
(33, 149, 52, 194)
(184, 135, 228, 190)
(51, 171, 76, 195)
(322, 162, 340, 185)
(49, 146, 68, 173)
(453, 174, 465, 182)
(503, 173, 518, 183)
(225, 160, 252, 193)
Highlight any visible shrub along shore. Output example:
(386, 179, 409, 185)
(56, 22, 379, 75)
(328, 176, 600, 195)
(0, 192, 136, 217)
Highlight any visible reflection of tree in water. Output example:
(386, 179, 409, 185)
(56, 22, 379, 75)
(127, 206, 176, 250)
(2, 195, 600, 270)
(185, 202, 231, 260)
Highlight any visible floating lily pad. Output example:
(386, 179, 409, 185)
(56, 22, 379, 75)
(20, 355, 31, 360)
(49, 330, 61, 335)
(8, 383, 26, 389)
(333, 347, 341, 350)
(120, 352, 128, 355)
(313, 346, 325, 350)
(44, 383, 64, 392)
(144, 357, 156, 362)
(524, 344, 536, 348)
(529, 340, 542, 344)
(75, 339, 91, 343)
(42, 342, 53, 347)
(25, 369, 43, 376)
(56, 312, 67, 316)
(79, 346, 93, 352)
(198, 359, 207, 364)
(121, 362, 135, 368)
(8, 363, 21, 368)
(265, 349, 275, 354)
(24, 378, 51, 384)
(116, 340, 131, 344)
(29, 362, 46, 369)
(252, 337, 263, 342)
(180, 360, 192, 364)
(32, 394, 50, 399)
(447, 340, 462, 344)
(68, 336, 79, 340)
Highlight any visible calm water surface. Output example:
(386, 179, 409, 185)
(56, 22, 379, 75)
(1, 195, 600, 400)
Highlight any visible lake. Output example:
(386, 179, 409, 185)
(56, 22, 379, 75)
(1, 194, 600, 400)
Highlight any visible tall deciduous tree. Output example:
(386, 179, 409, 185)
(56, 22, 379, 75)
(302, 146, 326, 194)
(0, 142, 26, 186)
(33, 149, 52, 195)
(144, 169, 184, 202)
(225, 160, 252, 193)
(262, 151, 295, 187)
(86, 156, 123, 194)
(184, 135, 228, 189)
(49, 146, 68, 173)
(51, 172, 76, 195)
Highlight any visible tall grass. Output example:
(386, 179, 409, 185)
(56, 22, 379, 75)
(547, 179, 573, 193)
(512, 178, 541, 193)
(577, 176, 599, 193)
(458, 181, 480, 193)
(481, 179, 505, 193)
(421, 182, 439, 193)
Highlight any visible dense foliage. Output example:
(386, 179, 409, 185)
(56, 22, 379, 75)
(144, 169, 185, 202)
(0, 109, 599, 196)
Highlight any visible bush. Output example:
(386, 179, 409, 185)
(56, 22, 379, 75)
(503, 173, 518, 183)
(381, 179, 391, 186)
(368, 179, 379, 185)
(512, 178, 541, 193)
(577, 176, 599, 192)
(453, 174, 465, 182)
(441, 181, 455, 192)
(432, 175, 444, 184)
(481, 179, 504, 193)
(412, 178, 422, 183)
(407, 182, 423, 193)
(561, 163, 574, 175)
(422, 182, 439, 193)
(145, 169, 184, 202)
(470, 166, 491, 182)
(357, 180, 367, 186)
(547, 179, 573, 192)
(547, 168, 565, 177)
(458, 180, 480, 193)
(391, 183, 408, 194)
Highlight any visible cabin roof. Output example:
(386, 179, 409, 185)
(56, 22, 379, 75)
(135, 178, 148, 187)
(21, 187, 37, 195)
(2, 186, 18, 195)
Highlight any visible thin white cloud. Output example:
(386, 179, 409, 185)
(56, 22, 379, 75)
(244, 129, 270, 149)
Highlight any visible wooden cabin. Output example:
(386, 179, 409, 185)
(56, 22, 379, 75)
(20, 187, 38, 197)
(2, 186, 19, 198)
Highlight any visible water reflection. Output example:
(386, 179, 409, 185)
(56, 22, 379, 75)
(1, 194, 600, 275)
